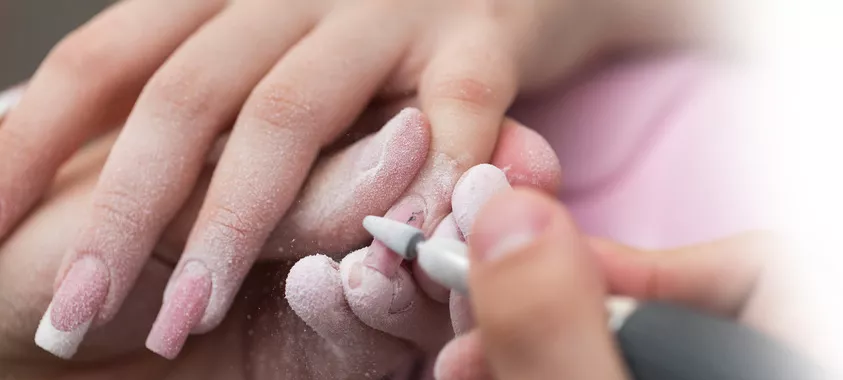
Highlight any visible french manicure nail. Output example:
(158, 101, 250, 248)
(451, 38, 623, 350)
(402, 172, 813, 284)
(363, 195, 427, 277)
(146, 261, 211, 360)
(34, 256, 109, 359)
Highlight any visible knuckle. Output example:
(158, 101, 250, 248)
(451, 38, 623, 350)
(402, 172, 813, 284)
(91, 187, 147, 231)
(245, 83, 319, 136)
(204, 206, 258, 242)
(143, 64, 214, 121)
(46, 27, 123, 80)
(430, 77, 499, 112)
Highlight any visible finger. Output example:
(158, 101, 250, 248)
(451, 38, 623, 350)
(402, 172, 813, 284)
(417, 119, 562, 306)
(337, 162, 513, 353)
(0, 0, 223, 242)
(321, 96, 420, 157)
(105, 0, 319, 269)
(413, 118, 562, 310)
(452, 164, 512, 239)
(263, 107, 431, 260)
(449, 164, 512, 336)
(361, 24, 518, 278)
(156, 106, 430, 264)
(492, 119, 563, 194)
(469, 189, 628, 380)
(171, 1, 413, 342)
(589, 232, 768, 317)
(286, 253, 417, 379)
(341, 243, 453, 353)
(434, 330, 493, 380)
(74, 1, 319, 359)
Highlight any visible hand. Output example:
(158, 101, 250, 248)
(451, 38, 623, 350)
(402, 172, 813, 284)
(433, 188, 835, 380)
(0, 0, 678, 359)
(0, 109, 560, 379)
(285, 124, 562, 378)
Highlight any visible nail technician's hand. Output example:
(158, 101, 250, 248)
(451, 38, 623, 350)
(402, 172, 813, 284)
(0, 0, 684, 360)
(433, 189, 836, 380)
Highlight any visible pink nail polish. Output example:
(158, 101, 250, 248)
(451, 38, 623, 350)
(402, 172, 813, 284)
(363, 195, 426, 278)
(146, 261, 211, 360)
(34, 256, 109, 359)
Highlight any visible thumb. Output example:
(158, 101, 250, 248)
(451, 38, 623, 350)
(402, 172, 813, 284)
(467, 188, 628, 380)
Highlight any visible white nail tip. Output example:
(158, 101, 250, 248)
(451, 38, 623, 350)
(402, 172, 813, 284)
(34, 305, 91, 359)
(0, 86, 24, 120)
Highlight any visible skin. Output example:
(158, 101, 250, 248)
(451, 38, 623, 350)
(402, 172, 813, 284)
(0, 0, 694, 349)
(0, 113, 561, 379)
(433, 189, 838, 380)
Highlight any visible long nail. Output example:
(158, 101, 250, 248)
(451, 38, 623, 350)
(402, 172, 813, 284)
(34, 256, 109, 359)
(363, 195, 426, 278)
(146, 261, 211, 360)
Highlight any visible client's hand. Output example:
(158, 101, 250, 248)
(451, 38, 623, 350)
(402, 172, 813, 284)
(0, 111, 559, 379)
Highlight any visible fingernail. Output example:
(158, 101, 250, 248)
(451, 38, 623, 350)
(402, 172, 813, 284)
(346, 260, 414, 314)
(452, 164, 511, 238)
(363, 195, 426, 278)
(356, 107, 424, 172)
(347, 261, 363, 289)
(34, 256, 109, 359)
(475, 205, 551, 262)
(146, 261, 211, 360)
(0, 85, 24, 120)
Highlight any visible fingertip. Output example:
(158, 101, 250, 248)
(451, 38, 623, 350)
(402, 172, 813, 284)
(341, 248, 451, 351)
(470, 188, 571, 264)
(492, 119, 563, 194)
(452, 164, 511, 239)
(285, 254, 346, 335)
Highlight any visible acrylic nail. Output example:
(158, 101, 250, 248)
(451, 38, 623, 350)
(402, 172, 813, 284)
(146, 261, 211, 360)
(34, 256, 109, 359)
(363, 195, 426, 278)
